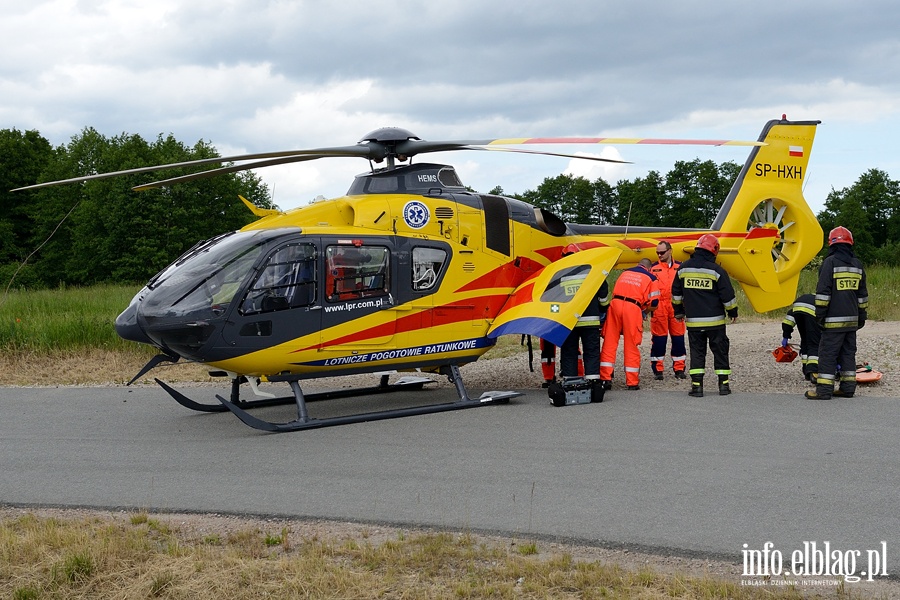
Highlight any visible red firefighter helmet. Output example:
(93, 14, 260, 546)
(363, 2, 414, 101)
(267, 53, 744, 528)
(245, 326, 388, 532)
(696, 234, 720, 255)
(828, 226, 854, 246)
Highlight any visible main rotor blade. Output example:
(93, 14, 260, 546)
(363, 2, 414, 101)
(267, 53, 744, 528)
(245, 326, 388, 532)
(132, 155, 328, 191)
(396, 136, 765, 155)
(478, 136, 765, 147)
(461, 145, 630, 164)
(12, 144, 376, 192)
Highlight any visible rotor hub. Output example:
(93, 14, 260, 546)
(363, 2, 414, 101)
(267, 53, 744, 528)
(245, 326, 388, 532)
(359, 127, 420, 144)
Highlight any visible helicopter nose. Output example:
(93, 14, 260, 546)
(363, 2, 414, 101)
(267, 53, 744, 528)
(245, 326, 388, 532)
(115, 302, 153, 345)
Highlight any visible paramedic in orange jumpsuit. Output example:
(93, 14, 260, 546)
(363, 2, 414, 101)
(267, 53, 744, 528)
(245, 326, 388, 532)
(649, 241, 686, 380)
(599, 258, 660, 390)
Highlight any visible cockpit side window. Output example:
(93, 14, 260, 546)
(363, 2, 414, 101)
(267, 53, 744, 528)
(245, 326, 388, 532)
(325, 245, 389, 302)
(241, 243, 317, 315)
(412, 247, 447, 291)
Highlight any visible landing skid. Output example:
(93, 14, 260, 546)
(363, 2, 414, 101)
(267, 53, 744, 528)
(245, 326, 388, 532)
(155, 366, 518, 432)
(157, 374, 432, 414)
(216, 365, 519, 433)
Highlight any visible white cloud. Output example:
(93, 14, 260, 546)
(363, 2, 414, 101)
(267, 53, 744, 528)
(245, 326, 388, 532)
(563, 148, 628, 183)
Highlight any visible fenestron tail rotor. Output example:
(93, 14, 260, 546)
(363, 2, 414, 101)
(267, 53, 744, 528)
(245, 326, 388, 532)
(751, 199, 793, 262)
(12, 127, 765, 193)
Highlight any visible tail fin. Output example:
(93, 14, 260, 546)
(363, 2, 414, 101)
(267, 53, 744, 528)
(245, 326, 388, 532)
(712, 117, 823, 312)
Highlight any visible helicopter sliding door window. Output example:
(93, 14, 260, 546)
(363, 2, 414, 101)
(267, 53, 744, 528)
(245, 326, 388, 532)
(325, 245, 390, 302)
(412, 247, 447, 291)
(240, 243, 317, 315)
(540, 265, 593, 303)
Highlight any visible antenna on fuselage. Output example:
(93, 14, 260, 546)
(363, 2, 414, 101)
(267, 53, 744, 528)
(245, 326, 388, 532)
(623, 202, 633, 239)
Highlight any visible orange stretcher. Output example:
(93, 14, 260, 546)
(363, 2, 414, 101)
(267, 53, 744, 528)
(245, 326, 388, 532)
(856, 363, 883, 383)
(773, 347, 883, 383)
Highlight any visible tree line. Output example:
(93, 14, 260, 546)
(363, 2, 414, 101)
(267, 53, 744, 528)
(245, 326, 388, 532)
(1, 128, 275, 288)
(2, 127, 898, 291)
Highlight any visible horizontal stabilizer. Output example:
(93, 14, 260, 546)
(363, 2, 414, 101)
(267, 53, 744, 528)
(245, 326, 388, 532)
(740, 273, 801, 314)
(716, 228, 781, 293)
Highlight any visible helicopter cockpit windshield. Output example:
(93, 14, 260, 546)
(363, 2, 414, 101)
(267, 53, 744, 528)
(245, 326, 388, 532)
(140, 228, 301, 321)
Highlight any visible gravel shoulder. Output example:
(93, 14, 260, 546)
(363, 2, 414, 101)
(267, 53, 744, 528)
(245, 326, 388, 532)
(487, 320, 899, 397)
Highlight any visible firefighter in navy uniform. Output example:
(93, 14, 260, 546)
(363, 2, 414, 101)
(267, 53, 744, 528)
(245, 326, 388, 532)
(781, 293, 821, 381)
(671, 234, 738, 397)
(806, 226, 868, 400)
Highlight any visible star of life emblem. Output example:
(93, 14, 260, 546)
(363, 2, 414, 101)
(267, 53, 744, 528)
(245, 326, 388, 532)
(403, 201, 429, 229)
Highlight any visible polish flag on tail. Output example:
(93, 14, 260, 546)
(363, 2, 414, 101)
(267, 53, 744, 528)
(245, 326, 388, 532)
(789, 146, 804, 157)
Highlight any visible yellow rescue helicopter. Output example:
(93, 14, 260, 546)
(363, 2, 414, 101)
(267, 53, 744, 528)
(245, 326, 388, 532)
(16, 116, 823, 432)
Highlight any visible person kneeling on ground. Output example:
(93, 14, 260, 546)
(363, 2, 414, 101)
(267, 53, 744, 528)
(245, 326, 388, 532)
(781, 293, 821, 382)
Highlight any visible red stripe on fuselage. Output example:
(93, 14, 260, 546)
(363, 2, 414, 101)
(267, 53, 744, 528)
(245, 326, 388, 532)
(456, 257, 543, 292)
(494, 281, 536, 312)
(535, 240, 610, 263)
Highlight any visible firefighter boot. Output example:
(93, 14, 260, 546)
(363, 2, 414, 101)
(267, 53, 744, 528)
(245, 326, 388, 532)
(805, 389, 833, 400)
(717, 374, 731, 396)
(805, 381, 833, 400)
(688, 375, 703, 397)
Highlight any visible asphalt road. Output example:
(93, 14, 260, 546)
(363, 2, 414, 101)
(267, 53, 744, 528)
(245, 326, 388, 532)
(2, 381, 897, 574)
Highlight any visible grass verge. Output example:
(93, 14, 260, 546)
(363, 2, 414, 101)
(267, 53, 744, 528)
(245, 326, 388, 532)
(1, 511, 873, 600)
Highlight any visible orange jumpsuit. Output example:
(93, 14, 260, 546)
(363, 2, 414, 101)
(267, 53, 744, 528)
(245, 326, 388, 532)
(600, 265, 660, 387)
(649, 259, 686, 375)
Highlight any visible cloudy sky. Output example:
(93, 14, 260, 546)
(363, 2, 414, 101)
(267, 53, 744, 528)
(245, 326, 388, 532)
(3, 0, 899, 213)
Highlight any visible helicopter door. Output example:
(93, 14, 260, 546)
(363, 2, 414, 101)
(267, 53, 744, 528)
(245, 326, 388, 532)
(319, 242, 395, 351)
(402, 244, 450, 334)
(487, 247, 622, 346)
(222, 241, 321, 356)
